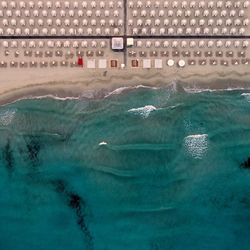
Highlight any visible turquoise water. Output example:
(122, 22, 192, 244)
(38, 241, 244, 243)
(0, 87, 250, 250)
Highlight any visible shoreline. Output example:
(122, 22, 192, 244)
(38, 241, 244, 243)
(1, 69, 250, 106)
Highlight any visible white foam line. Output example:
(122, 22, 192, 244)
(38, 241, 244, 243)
(1, 94, 81, 107)
(104, 85, 159, 98)
(241, 93, 250, 96)
(128, 105, 159, 118)
(185, 134, 208, 139)
(184, 87, 250, 93)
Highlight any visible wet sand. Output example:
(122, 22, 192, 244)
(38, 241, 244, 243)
(1, 68, 250, 105)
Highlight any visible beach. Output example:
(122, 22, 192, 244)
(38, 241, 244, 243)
(1, 67, 250, 105)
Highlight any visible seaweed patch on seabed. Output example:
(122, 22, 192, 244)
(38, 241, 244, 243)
(2, 139, 14, 174)
(52, 179, 94, 250)
(240, 157, 250, 169)
(24, 136, 41, 167)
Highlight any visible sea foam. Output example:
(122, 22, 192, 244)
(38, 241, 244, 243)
(0, 109, 16, 126)
(98, 141, 108, 146)
(184, 134, 208, 159)
(128, 105, 158, 118)
(241, 93, 250, 102)
(104, 85, 159, 98)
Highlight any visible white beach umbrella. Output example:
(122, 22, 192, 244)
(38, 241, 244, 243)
(60, 10, 66, 17)
(114, 28, 119, 35)
(181, 41, 187, 48)
(81, 41, 88, 48)
(55, 1, 61, 8)
(33, 28, 39, 35)
(100, 1, 105, 8)
(185, 10, 191, 17)
(163, 41, 169, 48)
(146, 41, 151, 48)
(56, 19, 61, 26)
(190, 1, 196, 8)
(95, 28, 101, 34)
(64, 1, 70, 8)
(87, 28, 92, 35)
(73, 1, 78, 8)
(137, 1, 142, 8)
(159, 10, 165, 16)
(64, 19, 70, 26)
(137, 40, 143, 48)
(146, 1, 151, 8)
(7, 28, 14, 35)
(24, 28, 30, 35)
(51, 28, 57, 35)
(118, 19, 123, 26)
(208, 1, 214, 8)
(33, 10, 38, 17)
(47, 1, 52, 8)
(78, 28, 84, 34)
(244, 1, 250, 8)
(172, 1, 178, 8)
(11, 19, 17, 26)
(190, 41, 196, 48)
(109, 1, 114, 8)
(42, 28, 48, 35)
(20, 19, 25, 26)
(6, 10, 12, 17)
(21, 41, 26, 48)
(221, 28, 228, 34)
(182, 1, 187, 8)
(95, 10, 101, 17)
(154, 18, 161, 26)
(1, 1, 7, 8)
(159, 28, 165, 35)
(150, 10, 156, 17)
(177, 28, 183, 34)
(60, 28, 66, 35)
(38, 1, 43, 8)
(100, 41, 106, 48)
(20, 1, 26, 8)
(15, 28, 21, 35)
(150, 28, 156, 35)
(105, 10, 110, 17)
(82, 1, 87, 8)
(217, 1, 223, 8)
(164, 1, 169, 8)
(38, 19, 43, 26)
(10, 1, 16, 8)
(155, 1, 160, 8)
(234, 41, 240, 48)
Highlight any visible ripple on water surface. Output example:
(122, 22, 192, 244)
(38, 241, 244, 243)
(0, 88, 250, 250)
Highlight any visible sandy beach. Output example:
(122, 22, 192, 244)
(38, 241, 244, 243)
(1, 67, 250, 106)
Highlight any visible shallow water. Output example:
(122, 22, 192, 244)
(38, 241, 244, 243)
(0, 87, 250, 250)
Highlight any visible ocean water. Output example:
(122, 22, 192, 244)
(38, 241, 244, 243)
(0, 86, 250, 250)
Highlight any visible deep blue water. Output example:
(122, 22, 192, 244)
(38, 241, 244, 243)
(0, 87, 250, 250)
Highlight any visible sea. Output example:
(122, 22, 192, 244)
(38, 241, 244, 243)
(0, 85, 250, 250)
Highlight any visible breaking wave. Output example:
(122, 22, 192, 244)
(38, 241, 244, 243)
(128, 105, 158, 118)
(104, 85, 159, 98)
(241, 92, 250, 102)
